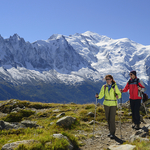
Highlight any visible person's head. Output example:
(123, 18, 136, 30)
(129, 70, 136, 79)
(105, 75, 115, 85)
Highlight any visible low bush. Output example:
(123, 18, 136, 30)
(3, 109, 35, 122)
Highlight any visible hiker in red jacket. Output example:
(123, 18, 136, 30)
(120, 70, 145, 130)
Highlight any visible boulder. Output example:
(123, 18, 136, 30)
(86, 112, 94, 117)
(129, 124, 150, 142)
(108, 144, 136, 150)
(1, 139, 38, 150)
(53, 109, 60, 112)
(88, 120, 100, 125)
(0, 120, 5, 130)
(53, 134, 73, 150)
(56, 112, 65, 118)
(56, 116, 76, 127)
(21, 120, 39, 128)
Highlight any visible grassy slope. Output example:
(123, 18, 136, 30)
(0, 99, 150, 150)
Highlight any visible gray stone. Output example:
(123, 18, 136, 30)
(0, 121, 26, 130)
(50, 122, 54, 125)
(140, 115, 146, 123)
(0, 120, 5, 130)
(21, 120, 38, 128)
(11, 107, 21, 112)
(56, 112, 65, 118)
(88, 120, 100, 125)
(1, 139, 38, 150)
(53, 109, 60, 112)
(56, 116, 76, 127)
(53, 134, 73, 150)
(86, 112, 94, 117)
(108, 144, 136, 150)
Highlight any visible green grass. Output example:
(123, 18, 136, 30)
(0, 99, 150, 150)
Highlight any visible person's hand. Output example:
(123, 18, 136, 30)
(120, 89, 123, 93)
(138, 87, 142, 91)
(95, 94, 99, 98)
(116, 95, 118, 99)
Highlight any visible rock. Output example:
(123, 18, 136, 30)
(0, 120, 5, 130)
(11, 107, 21, 113)
(88, 120, 100, 125)
(56, 112, 65, 118)
(121, 101, 130, 109)
(127, 112, 132, 116)
(49, 122, 54, 125)
(140, 115, 146, 123)
(108, 144, 136, 150)
(56, 116, 76, 127)
(0, 121, 25, 130)
(53, 134, 73, 150)
(53, 109, 60, 112)
(1, 139, 38, 150)
(117, 111, 124, 115)
(0, 112, 8, 118)
(21, 120, 39, 128)
(86, 112, 94, 117)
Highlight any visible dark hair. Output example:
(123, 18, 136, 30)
(105, 75, 116, 83)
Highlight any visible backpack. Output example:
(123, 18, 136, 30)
(135, 78, 148, 103)
(142, 92, 148, 103)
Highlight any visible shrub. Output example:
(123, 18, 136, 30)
(3, 109, 35, 122)
(84, 104, 95, 109)
(97, 106, 105, 113)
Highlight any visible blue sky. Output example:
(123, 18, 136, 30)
(0, 0, 150, 45)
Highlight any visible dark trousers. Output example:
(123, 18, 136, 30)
(130, 99, 141, 125)
(104, 105, 117, 135)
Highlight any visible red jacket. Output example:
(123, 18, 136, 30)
(123, 78, 145, 100)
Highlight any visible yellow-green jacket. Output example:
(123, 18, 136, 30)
(98, 82, 121, 106)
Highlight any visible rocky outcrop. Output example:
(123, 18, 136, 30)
(0, 120, 43, 130)
(56, 116, 76, 127)
(53, 134, 73, 150)
(56, 112, 65, 118)
(1, 140, 38, 150)
(129, 124, 150, 142)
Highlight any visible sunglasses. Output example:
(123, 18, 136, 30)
(106, 79, 111, 80)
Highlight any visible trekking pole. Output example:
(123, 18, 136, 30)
(118, 92, 122, 139)
(93, 94, 98, 140)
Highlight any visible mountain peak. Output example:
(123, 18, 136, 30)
(10, 34, 21, 41)
(48, 34, 64, 40)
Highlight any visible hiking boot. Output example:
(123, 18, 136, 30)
(110, 134, 115, 139)
(132, 124, 136, 129)
(135, 124, 140, 130)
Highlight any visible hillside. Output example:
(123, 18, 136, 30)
(0, 99, 150, 150)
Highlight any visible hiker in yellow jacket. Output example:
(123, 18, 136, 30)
(95, 75, 121, 139)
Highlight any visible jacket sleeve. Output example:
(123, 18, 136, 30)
(122, 82, 129, 92)
(98, 85, 105, 99)
(115, 84, 121, 99)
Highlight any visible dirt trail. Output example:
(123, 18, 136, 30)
(79, 119, 150, 150)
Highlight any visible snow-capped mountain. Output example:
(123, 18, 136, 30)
(0, 31, 150, 103)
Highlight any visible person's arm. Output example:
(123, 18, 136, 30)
(115, 84, 121, 99)
(122, 82, 129, 93)
(97, 85, 105, 99)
